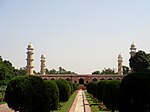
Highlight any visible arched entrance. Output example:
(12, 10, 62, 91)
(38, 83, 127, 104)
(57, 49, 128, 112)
(66, 78, 71, 81)
(79, 78, 84, 85)
(92, 78, 98, 82)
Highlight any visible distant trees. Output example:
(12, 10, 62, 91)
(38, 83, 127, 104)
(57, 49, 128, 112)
(45, 67, 76, 74)
(0, 56, 26, 81)
(92, 68, 116, 75)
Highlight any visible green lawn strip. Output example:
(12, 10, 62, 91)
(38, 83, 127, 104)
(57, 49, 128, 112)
(53, 90, 77, 112)
(85, 91, 110, 112)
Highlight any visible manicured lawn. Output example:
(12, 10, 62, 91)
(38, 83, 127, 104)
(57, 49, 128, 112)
(53, 90, 77, 112)
(85, 91, 110, 112)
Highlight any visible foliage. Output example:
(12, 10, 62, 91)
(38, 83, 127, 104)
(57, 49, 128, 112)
(92, 68, 116, 75)
(68, 81, 74, 94)
(101, 68, 115, 74)
(73, 83, 79, 90)
(45, 67, 76, 74)
(44, 80, 59, 111)
(55, 79, 71, 102)
(53, 90, 77, 112)
(92, 70, 101, 74)
(86, 82, 97, 98)
(103, 80, 121, 112)
(5, 75, 50, 112)
(118, 72, 150, 112)
(122, 66, 130, 75)
(129, 50, 150, 72)
(96, 80, 108, 101)
(0, 56, 26, 81)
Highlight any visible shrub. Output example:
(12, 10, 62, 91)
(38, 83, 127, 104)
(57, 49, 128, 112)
(5, 75, 50, 112)
(55, 79, 71, 102)
(96, 80, 107, 101)
(119, 72, 150, 112)
(68, 81, 74, 93)
(86, 82, 97, 97)
(73, 83, 79, 90)
(103, 80, 121, 112)
(44, 80, 59, 111)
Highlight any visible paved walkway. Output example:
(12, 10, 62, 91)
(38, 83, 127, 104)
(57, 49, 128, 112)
(0, 104, 14, 112)
(69, 89, 91, 112)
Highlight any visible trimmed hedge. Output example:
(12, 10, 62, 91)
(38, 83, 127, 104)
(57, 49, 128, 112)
(119, 72, 150, 112)
(103, 80, 121, 112)
(96, 80, 108, 101)
(44, 80, 59, 111)
(5, 75, 50, 112)
(55, 79, 71, 102)
(86, 80, 121, 112)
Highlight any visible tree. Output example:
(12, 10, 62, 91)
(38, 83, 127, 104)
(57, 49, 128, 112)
(44, 80, 59, 111)
(103, 80, 121, 112)
(92, 70, 101, 74)
(5, 76, 50, 112)
(55, 79, 71, 102)
(96, 80, 108, 101)
(123, 66, 130, 75)
(129, 50, 150, 72)
(101, 68, 115, 74)
(118, 73, 150, 112)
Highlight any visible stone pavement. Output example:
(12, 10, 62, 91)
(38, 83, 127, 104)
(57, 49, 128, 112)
(0, 104, 14, 112)
(69, 89, 91, 112)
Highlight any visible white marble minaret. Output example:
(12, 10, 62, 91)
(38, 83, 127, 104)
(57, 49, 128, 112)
(26, 43, 34, 75)
(40, 54, 46, 75)
(130, 42, 136, 58)
(118, 54, 123, 75)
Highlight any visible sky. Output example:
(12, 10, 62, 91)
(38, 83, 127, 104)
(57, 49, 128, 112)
(0, 0, 150, 74)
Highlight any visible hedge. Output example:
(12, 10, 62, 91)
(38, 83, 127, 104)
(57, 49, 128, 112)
(5, 75, 50, 112)
(44, 80, 59, 111)
(55, 79, 71, 102)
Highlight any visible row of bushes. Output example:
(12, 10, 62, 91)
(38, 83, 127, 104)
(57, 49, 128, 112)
(87, 72, 150, 112)
(4, 75, 79, 112)
(86, 80, 121, 112)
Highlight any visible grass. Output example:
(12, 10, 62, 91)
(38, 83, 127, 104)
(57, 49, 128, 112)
(53, 90, 77, 112)
(85, 91, 110, 112)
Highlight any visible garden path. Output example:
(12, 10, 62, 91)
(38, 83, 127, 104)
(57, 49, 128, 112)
(69, 89, 91, 112)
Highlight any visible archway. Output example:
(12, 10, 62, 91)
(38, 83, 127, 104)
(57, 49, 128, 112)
(92, 78, 98, 82)
(51, 78, 55, 80)
(66, 78, 71, 81)
(100, 78, 105, 80)
(79, 78, 84, 85)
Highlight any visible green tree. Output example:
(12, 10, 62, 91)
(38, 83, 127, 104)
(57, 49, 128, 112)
(5, 76, 50, 112)
(103, 80, 121, 112)
(101, 68, 115, 74)
(129, 50, 150, 72)
(123, 66, 130, 75)
(118, 72, 150, 112)
(96, 80, 108, 101)
(55, 79, 71, 102)
(44, 80, 59, 111)
(92, 70, 101, 74)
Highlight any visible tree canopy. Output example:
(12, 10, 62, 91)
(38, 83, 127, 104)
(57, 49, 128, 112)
(129, 50, 150, 72)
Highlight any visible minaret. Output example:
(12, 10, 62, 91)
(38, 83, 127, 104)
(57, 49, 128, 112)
(118, 54, 123, 75)
(130, 42, 136, 58)
(26, 43, 34, 75)
(40, 54, 46, 75)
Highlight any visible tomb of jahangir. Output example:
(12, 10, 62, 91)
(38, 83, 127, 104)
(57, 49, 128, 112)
(26, 42, 136, 85)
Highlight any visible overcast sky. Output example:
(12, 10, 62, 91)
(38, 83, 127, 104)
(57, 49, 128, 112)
(0, 0, 150, 74)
